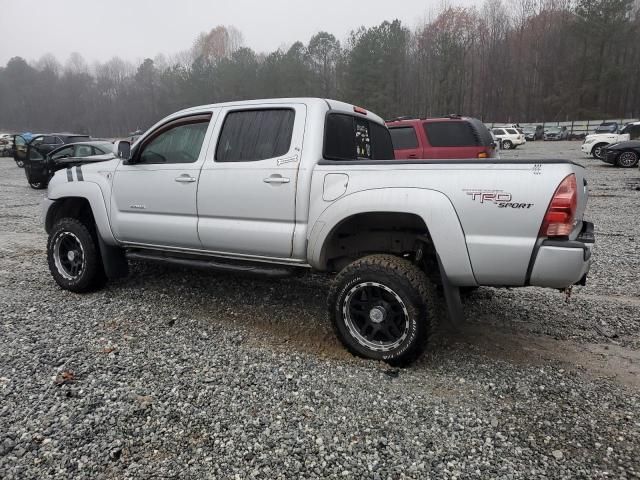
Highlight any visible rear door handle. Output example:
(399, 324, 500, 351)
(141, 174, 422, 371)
(263, 175, 290, 184)
(175, 175, 196, 183)
(408, 154, 418, 159)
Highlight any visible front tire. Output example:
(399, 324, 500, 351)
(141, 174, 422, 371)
(502, 140, 513, 150)
(47, 218, 105, 293)
(15, 160, 24, 168)
(29, 181, 47, 190)
(328, 254, 440, 366)
(616, 151, 639, 168)
(592, 143, 607, 160)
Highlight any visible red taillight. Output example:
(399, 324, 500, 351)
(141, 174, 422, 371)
(539, 174, 578, 238)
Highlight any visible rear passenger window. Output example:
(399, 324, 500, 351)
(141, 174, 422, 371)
(389, 127, 419, 149)
(424, 122, 478, 147)
(324, 113, 394, 160)
(216, 109, 294, 162)
(506, 129, 518, 135)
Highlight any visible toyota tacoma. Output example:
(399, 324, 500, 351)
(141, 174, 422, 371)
(42, 98, 595, 364)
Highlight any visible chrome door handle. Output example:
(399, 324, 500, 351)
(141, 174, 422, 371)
(263, 175, 290, 184)
(175, 175, 196, 183)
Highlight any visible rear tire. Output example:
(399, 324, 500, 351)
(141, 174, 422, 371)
(29, 181, 47, 190)
(328, 254, 441, 366)
(15, 160, 24, 168)
(616, 151, 639, 168)
(502, 140, 513, 150)
(47, 218, 106, 293)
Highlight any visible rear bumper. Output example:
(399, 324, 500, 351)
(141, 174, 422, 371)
(528, 221, 594, 288)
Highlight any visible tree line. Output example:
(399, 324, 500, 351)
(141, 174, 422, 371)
(0, 0, 638, 137)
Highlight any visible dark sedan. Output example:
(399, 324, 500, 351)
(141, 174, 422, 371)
(24, 141, 116, 189)
(601, 141, 640, 168)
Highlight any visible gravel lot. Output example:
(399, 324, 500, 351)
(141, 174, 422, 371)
(1, 141, 639, 479)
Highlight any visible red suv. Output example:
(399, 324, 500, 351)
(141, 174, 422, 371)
(386, 116, 497, 159)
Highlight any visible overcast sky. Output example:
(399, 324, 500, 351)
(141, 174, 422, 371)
(0, 0, 467, 66)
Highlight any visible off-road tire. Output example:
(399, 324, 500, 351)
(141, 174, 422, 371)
(502, 140, 513, 150)
(47, 218, 106, 293)
(328, 254, 441, 366)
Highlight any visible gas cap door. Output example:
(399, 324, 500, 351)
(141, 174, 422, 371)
(323, 173, 349, 201)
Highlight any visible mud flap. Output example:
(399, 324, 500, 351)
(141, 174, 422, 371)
(437, 255, 465, 329)
(97, 235, 129, 280)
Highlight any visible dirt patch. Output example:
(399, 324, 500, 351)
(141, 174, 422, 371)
(447, 324, 640, 389)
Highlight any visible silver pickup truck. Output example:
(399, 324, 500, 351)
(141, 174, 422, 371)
(42, 98, 594, 364)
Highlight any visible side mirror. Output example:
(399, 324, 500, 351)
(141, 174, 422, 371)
(117, 141, 131, 160)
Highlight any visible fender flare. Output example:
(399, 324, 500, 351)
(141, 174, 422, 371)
(307, 187, 477, 285)
(46, 181, 117, 246)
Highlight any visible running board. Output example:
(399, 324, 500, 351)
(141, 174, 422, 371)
(127, 251, 297, 278)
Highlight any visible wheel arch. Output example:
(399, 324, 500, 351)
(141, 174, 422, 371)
(45, 182, 116, 245)
(308, 188, 477, 286)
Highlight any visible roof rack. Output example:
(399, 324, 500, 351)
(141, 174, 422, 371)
(387, 116, 416, 122)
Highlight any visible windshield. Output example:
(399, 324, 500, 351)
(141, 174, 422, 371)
(595, 124, 617, 133)
(547, 128, 561, 134)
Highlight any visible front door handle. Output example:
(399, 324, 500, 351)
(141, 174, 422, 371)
(408, 153, 418, 159)
(263, 175, 290, 185)
(175, 174, 196, 183)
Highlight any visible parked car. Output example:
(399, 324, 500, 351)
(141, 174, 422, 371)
(600, 140, 640, 168)
(42, 98, 594, 365)
(13, 132, 91, 167)
(594, 121, 619, 134)
(523, 125, 544, 141)
(544, 126, 569, 141)
(24, 141, 116, 189)
(569, 132, 587, 141)
(0, 133, 15, 157)
(386, 116, 497, 159)
(581, 121, 640, 159)
(491, 127, 525, 149)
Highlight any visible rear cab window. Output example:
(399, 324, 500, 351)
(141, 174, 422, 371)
(324, 113, 394, 160)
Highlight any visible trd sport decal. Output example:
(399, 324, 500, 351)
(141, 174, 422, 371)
(464, 189, 534, 209)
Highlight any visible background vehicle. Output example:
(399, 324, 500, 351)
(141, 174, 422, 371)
(600, 140, 640, 168)
(522, 125, 544, 141)
(544, 126, 569, 141)
(24, 141, 116, 189)
(581, 121, 640, 159)
(491, 127, 525, 149)
(0, 133, 15, 157)
(594, 121, 619, 134)
(13, 132, 91, 167)
(29, 133, 91, 155)
(387, 116, 496, 159)
(42, 98, 593, 365)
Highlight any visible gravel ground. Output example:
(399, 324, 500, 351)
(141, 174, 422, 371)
(1, 142, 639, 479)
